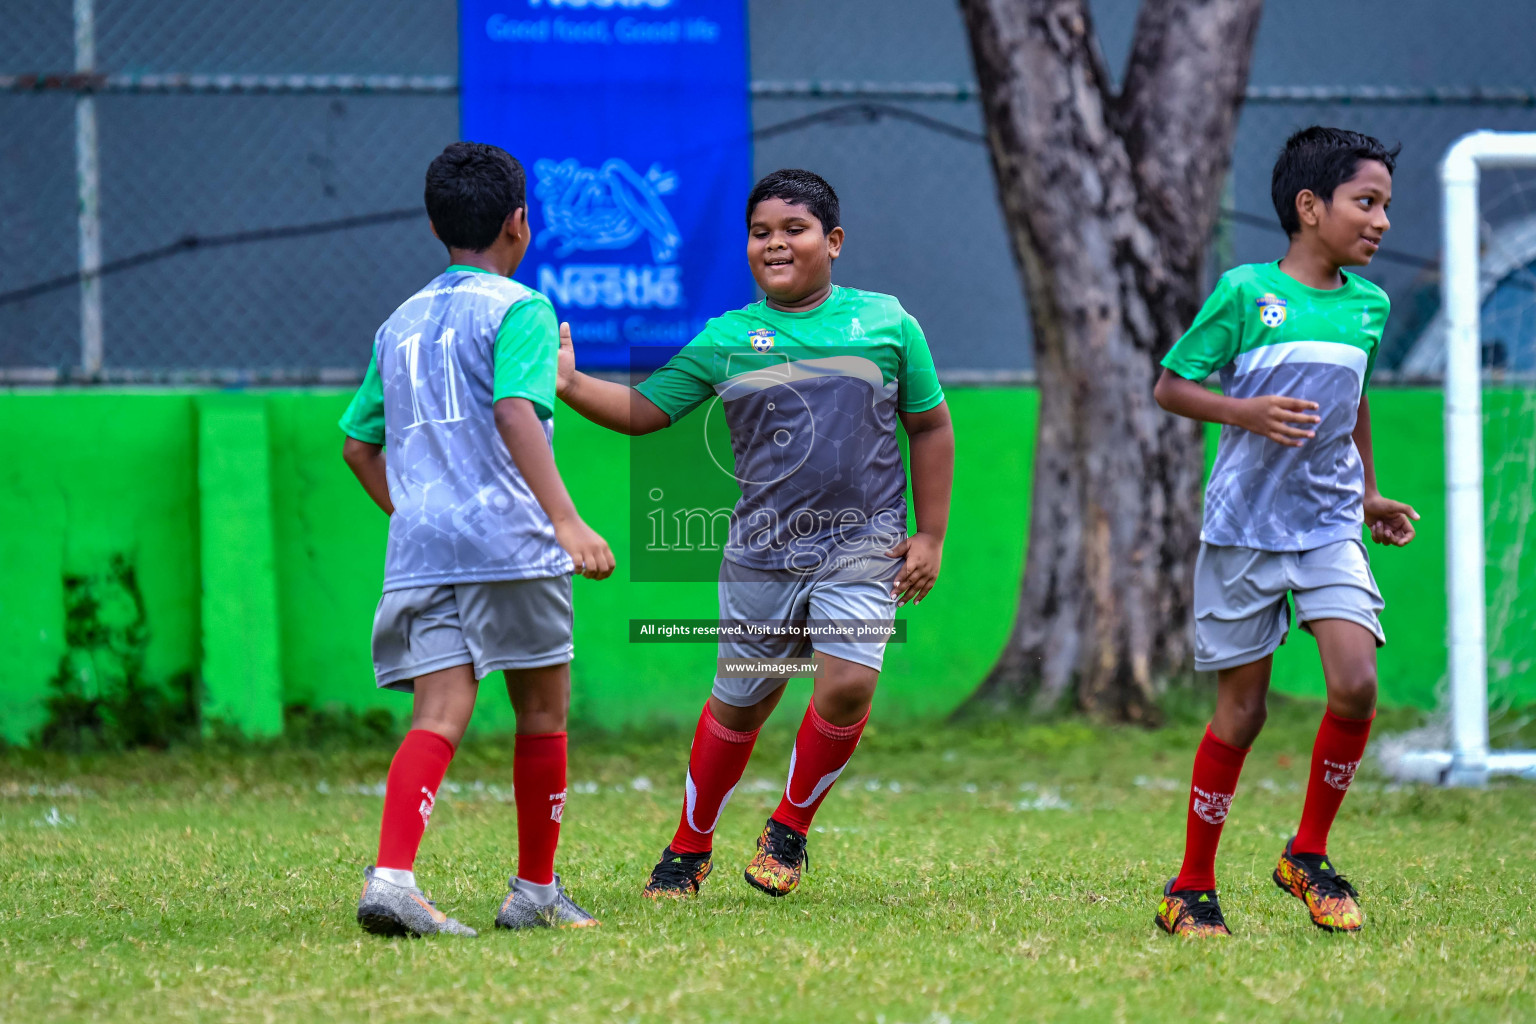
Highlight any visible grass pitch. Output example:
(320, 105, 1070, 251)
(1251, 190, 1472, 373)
(3, 698, 1533, 1023)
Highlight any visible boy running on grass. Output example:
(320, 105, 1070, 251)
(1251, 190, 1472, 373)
(556, 169, 955, 899)
(1152, 127, 1419, 937)
(340, 141, 614, 938)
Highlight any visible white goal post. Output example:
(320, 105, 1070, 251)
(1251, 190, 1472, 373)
(1399, 131, 1536, 786)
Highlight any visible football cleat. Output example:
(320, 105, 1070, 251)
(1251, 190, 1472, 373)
(356, 866, 478, 938)
(495, 874, 599, 930)
(743, 817, 809, 897)
(1273, 838, 1364, 932)
(642, 846, 713, 899)
(1154, 878, 1232, 937)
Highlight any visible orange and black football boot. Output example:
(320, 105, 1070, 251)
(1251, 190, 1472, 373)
(1273, 837, 1364, 932)
(642, 846, 713, 899)
(1154, 878, 1232, 937)
(743, 817, 808, 897)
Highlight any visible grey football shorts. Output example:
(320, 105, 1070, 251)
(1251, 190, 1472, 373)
(371, 576, 573, 691)
(1193, 538, 1384, 673)
(713, 554, 902, 708)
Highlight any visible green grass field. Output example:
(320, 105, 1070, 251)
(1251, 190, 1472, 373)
(4, 698, 1533, 1023)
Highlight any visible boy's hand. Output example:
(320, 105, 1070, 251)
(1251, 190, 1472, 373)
(556, 321, 577, 399)
(555, 518, 615, 579)
(887, 532, 942, 606)
(1364, 492, 1419, 546)
(1232, 395, 1321, 447)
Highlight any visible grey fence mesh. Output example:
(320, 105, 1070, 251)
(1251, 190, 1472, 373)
(2, 0, 1533, 380)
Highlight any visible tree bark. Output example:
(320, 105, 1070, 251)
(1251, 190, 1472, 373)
(956, 0, 1263, 721)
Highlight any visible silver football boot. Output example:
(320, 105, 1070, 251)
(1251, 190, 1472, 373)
(357, 866, 478, 938)
(494, 874, 599, 930)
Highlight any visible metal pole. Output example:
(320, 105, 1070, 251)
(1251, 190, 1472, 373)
(1398, 132, 1536, 786)
(1440, 133, 1488, 786)
(75, 0, 102, 378)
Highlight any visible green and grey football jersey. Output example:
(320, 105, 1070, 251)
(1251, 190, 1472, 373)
(1162, 261, 1390, 551)
(340, 266, 574, 590)
(636, 285, 944, 573)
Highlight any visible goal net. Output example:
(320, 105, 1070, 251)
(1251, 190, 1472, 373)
(1394, 131, 1536, 785)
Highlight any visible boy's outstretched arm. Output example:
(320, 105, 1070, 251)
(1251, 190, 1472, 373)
(1353, 394, 1419, 546)
(890, 401, 954, 606)
(493, 397, 615, 579)
(555, 322, 671, 436)
(343, 437, 394, 515)
(1153, 367, 1321, 448)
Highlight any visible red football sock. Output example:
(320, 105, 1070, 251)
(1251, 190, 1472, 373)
(771, 702, 867, 834)
(514, 732, 567, 886)
(670, 702, 760, 855)
(1172, 725, 1250, 892)
(376, 728, 456, 871)
(1292, 709, 1374, 856)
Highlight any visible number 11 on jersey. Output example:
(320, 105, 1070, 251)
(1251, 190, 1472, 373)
(397, 328, 468, 427)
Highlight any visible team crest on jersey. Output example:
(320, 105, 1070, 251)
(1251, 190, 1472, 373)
(1256, 293, 1288, 328)
(748, 328, 776, 353)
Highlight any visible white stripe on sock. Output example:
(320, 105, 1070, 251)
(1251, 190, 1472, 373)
(782, 748, 848, 809)
(684, 769, 737, 835)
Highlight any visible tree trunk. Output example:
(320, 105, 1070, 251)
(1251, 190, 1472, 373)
(956, 0, 1263, 721)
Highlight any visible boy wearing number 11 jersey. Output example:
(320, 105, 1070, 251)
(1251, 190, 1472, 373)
(339, 142, 614, 938)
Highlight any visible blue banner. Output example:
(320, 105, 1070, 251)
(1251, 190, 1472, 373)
(460, 0, 753, 370)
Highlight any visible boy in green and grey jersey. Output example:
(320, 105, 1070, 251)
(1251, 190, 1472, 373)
(635, 288, 943, 570)
(558, 169, 955, 903)
(1163, 260, 1390, 551)
(1152, 128, 1420, 938)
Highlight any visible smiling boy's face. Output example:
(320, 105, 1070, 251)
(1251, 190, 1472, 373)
(747, 197, 844, 305)
(1309, 158, 1392, 268)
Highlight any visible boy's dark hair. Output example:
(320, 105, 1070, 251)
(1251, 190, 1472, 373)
(746, 168, 840, 233)
(424, 141, 526, 251)
(1271, 126, 1401, 236)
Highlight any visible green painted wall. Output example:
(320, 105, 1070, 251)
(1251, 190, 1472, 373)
(197, 395, 284, 737)
(0, 393, 201, 743)
(262, 387, 1035, 736)
(1, 387, 1532, 744)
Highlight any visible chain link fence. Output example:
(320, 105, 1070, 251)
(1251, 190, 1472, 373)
(3, 1, 1534, 381)
(0, 0, 458, 382)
